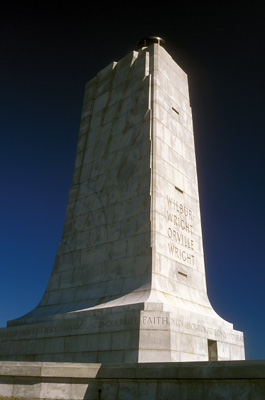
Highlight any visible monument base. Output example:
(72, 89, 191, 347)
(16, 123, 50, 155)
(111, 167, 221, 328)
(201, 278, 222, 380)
(0, 299, 244, 362)
(0, 360, 264, 400)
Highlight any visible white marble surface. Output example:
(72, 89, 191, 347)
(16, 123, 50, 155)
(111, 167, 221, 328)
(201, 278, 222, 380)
(1, 361, 264, 400)
(0, 42, 245, 362)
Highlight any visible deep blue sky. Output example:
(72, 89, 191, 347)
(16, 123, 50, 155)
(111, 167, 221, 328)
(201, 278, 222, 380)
(1, 3, 265, 360)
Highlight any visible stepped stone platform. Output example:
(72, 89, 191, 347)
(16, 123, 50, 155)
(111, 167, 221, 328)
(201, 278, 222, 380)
(0, 360, 265, 399)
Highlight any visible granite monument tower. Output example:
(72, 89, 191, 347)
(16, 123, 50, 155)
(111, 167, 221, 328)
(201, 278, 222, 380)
(0, 37, 245, 362)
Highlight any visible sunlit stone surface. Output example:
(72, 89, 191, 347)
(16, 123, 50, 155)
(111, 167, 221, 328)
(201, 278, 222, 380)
(0, 41, 245, 362)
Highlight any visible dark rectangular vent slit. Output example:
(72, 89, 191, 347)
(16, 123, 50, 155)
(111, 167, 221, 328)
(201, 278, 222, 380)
(178, 271, 187, 278)
(175, 186, 183, 193)
(172, 107, 179, 115)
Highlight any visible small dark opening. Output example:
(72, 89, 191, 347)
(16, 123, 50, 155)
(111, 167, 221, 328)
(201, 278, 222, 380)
(208, 339, 218, 361)
(178, 271, 187, 278)
(175, 186, 183, 193)
(172, 107, 179, 115)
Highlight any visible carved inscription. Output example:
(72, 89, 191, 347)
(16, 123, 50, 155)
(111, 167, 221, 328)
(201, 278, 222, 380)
(0, 315, 243, 344)
(141, 315, 243, 343)
(166, 195, 195, 266)
(0, 315, 139, 342)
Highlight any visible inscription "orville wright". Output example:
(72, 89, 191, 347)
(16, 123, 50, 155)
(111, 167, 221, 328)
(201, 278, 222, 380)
(166, 195, 195, 266)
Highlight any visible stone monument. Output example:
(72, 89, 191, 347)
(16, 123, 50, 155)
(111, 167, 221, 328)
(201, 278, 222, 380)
(0, 37, 245, 362)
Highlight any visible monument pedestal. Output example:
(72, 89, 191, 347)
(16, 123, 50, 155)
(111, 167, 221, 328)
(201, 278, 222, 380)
(0, 300, 244, 362)
(0, 38, 244, 362)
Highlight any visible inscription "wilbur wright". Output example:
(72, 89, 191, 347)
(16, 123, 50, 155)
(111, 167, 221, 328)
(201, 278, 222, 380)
(166, 195, 195, 266)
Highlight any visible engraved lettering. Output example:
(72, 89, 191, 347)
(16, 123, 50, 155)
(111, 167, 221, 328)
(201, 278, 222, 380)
(168, 243, 194, 265)
(166, 196, 193, 220)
